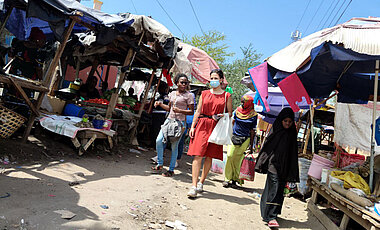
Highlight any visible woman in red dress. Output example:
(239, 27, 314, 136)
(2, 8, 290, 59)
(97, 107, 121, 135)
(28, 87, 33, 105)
(187, 69, 232, 198)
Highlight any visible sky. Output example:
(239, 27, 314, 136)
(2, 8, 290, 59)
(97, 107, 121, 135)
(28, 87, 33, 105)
(81, 0, 380, 62)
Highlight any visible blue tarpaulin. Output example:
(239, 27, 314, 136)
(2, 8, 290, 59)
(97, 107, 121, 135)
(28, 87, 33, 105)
(294, 42, 380, 103)
(1, 0, 134, 41)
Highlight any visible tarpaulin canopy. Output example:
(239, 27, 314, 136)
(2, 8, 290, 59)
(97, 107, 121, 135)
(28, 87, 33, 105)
(171, 42, 227, 84)
(1, 0, 134, 41)
(267, 17, 380, 73)
(245, 87, 310, 123)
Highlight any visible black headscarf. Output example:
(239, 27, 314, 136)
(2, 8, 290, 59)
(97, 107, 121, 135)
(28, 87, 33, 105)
(255, 108, 299, 182)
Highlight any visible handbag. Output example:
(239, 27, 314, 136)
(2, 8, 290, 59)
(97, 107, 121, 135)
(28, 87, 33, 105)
(231, 134, 248, 145)
(208, 93, 233, 145)
(239, 154, 256, 181)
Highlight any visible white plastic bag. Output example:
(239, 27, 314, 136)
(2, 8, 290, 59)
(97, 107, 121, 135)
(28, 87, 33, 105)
(208, 113, 233, 145)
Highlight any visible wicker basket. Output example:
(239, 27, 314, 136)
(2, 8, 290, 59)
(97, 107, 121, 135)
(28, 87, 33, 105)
(0, 104, 27, 138)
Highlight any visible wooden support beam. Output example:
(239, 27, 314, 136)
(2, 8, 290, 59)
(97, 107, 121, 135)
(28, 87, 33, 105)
(138, 69, 156, 118)
(23, 19, 76, 142)
(0, 6, 13, 35)
(75, 58, 81, 79)
(43, 19, 76, 88)
(22, 92, 46, 143)
(88, 59, 99, 78)
(9, 77, 39, 116)
(148, 70, 164, 113)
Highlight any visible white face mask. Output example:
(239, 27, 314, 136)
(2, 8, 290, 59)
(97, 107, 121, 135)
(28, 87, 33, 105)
(210, 80, 220, 88)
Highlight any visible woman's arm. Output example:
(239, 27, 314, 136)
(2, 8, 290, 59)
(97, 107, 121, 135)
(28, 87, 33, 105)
(189, 95, 203, 138)
(249, 129, 256, 154)
(226, 94, 233, 117)
(172, 104, 194, 115)
(154, 101, 171, 112)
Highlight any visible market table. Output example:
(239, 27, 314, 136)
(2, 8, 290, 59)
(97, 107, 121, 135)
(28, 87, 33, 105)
(308, 177, 380, 230)
(39, 115, 115, 155)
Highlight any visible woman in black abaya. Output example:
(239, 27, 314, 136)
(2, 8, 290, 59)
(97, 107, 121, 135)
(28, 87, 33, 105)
(255, 108, 299, 228)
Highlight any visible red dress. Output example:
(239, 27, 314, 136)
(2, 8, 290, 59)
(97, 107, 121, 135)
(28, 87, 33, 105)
(187, 90, 231, 160)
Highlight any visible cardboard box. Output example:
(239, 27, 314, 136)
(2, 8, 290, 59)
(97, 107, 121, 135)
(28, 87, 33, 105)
(48, 96, 66, 114)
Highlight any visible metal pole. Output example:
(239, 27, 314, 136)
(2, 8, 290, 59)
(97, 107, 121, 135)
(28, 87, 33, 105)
(370, 60, 379, 192)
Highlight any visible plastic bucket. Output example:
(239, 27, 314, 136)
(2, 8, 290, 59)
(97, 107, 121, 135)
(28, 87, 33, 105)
(63, 104, 85, 117)
(298, 158, 312, 195)
(308, 154, 334, 180)
(92, 119, 104, 129)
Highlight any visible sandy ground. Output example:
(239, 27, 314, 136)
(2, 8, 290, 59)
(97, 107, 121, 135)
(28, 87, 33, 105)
(0, 136, 325, 230)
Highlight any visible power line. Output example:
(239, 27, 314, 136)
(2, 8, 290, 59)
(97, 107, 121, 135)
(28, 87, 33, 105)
(321, 0, 341, 29)
(154, 0, 186, 37)
(130, 0, 137, 14)
(304, 0, 326, 35)
(334, 0, 353, 26)
(295, 0, 312, 30)
(316, 0, 336, 30)
(188, 0, 205, 35)
(328, 0, 348, 27)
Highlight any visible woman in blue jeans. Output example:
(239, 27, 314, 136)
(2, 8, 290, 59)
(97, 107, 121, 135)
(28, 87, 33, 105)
(152, 74, 194, 177)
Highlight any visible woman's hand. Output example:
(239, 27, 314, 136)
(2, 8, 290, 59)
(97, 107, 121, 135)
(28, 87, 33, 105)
(189, 127, 195, 138)
(154, 101, 162, 108)
(172, 106, 182, 113)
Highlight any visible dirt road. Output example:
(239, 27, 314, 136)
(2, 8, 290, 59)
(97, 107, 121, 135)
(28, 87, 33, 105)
(0, 144, 324, 230)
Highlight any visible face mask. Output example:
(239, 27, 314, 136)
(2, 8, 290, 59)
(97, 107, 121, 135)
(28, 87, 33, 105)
(210, 80, 220, 88)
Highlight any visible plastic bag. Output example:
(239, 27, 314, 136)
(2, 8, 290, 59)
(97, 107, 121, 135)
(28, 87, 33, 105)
(239, 154, 255, 181)
(208, 113, 233, 145)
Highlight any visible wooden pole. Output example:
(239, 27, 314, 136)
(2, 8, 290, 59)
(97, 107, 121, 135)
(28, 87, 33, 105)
(0, 6, 13, 36)
(310, 104, 315, 154)
(105, 48, 134, 118)
(75, 58, 80, 79)
(23, 19, 76, 142)
(370, 60, 379, 192)
(88, 59, 98, 79)
(105, 32, 145, 119)
(43, 19, 76, 87)
(128, 69, 156, 144)
(148, 70, 164, 113)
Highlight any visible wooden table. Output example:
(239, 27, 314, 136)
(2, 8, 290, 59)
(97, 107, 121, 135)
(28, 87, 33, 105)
(308, 177, 380, 230)
(71, 130, 114, 156)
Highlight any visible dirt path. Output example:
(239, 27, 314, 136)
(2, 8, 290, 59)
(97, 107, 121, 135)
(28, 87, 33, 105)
(0, 144, 324, 230)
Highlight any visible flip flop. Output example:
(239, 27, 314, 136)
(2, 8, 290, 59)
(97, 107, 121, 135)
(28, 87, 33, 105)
(268, 219, 279, 228)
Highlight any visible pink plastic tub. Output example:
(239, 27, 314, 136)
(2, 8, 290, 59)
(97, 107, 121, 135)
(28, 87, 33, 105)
(308, 154, 334, 180)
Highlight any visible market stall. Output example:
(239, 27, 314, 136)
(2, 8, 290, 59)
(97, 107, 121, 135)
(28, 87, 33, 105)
(247, 17, 380, 229)
(0, 0, 134, 145)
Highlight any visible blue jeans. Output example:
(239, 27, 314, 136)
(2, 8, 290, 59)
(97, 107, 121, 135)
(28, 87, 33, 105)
(156, 121, 185, 171)
(177, 125, 188, 160)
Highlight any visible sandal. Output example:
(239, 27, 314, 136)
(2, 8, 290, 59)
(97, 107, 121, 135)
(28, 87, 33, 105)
(151, 165, 163, 172)
(162, 171, 174, 177)
(268, 219, 279, 228)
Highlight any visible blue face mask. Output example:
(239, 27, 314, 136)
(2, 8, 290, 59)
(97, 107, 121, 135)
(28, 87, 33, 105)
(210, 80, 220, 88)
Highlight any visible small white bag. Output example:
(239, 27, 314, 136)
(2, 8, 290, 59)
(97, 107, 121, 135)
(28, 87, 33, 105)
(208, 93, 233, 145)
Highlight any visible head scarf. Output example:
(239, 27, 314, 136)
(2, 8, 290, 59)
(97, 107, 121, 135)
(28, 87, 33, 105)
(29, 27, 46, 42)
(272, 107, 295, 132)
(235, 95, 257, 119)
(255, 107, 299, 182)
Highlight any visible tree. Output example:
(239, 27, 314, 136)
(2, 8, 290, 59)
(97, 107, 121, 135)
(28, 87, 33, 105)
(222, 44, 262, 108)
(183, 30, 234, 65)
(184, 31, 262, 108)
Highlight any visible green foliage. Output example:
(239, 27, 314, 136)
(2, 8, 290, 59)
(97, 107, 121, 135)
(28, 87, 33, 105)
(183, 30, 234, 65)
(222, 44, 262, 108)
(184, 31, 262, 109)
